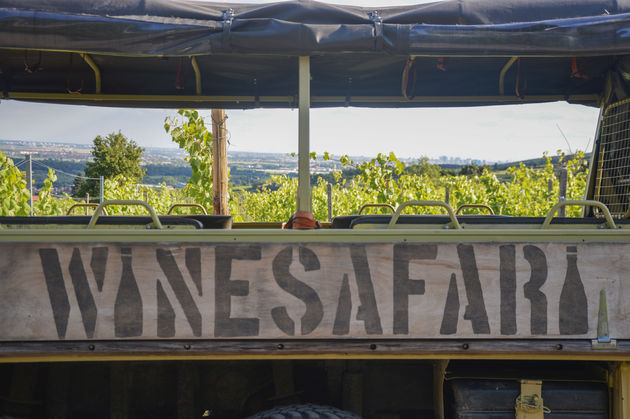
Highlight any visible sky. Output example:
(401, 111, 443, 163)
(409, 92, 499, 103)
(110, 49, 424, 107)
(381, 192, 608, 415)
(0, 0, 602, 163)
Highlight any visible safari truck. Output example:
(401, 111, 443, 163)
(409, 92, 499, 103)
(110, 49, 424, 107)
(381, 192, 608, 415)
(3, 0, 630, 417)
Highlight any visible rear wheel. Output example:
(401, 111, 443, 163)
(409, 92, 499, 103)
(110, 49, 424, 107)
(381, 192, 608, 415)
(247, 404, 361, 419)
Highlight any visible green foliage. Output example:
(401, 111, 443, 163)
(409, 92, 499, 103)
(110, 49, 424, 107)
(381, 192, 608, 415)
(165, 110, 214, 208)
(0, 151, 30, 216)
(74, 132, 145, 198)
(1, 141, 590, 223)
(34, 168, 75, 215)
(101, 175, 189, 215)
(233, 151, 588, 221)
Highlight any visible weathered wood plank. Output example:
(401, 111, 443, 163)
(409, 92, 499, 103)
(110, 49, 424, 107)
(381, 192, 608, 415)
(0, 242, 627, 341)
(0, 339, 629, 358)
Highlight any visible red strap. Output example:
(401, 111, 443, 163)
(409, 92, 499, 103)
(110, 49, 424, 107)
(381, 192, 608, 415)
(176, 57, 184, 90)
(66, 53, 83, 94)
(24, 50, 42, 73)
(283, 211, 321, 230)
(436, 57, 447, 72)
(571, 57, 589, 79)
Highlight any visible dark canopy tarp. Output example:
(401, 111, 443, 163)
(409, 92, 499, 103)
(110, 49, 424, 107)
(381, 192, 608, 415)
(1, 0, 630, 108)
(3, 0, 630, 56)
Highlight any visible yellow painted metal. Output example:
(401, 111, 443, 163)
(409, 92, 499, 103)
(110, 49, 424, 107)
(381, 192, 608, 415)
(66, 203, 108, 216)
(605, 97, 630, 114)
(87, 200, 163, 229)
(79, 53, 101, 94)
(358, 203, 396, 214)
(0, 46, 613, 60)
(232, 222, 284, 229)
(190, 56, 202, 95)
(613, 363, 630, 419)
(499, 56, 518, 96)
(515, 380, 546, 419)
(166, 203, 208, 215)
(388, 200, 461, 229)
(583, 105, 605, 213)
(433, 360, 448, 419)
(297, 56, 312, 213)
(455, 204, 495, 215)
(7, 92, 293, 103)
(542, 200, 616, 229)
(2, 227, 630, 243)
(6, 92, 599, 105)
(310, 94, 599, 104)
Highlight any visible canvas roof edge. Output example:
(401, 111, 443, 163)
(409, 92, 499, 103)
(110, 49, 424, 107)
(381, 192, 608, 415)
(3, 0, 630, 214)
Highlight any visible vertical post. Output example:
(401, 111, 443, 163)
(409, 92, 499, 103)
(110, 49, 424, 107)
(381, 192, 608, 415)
(613, 363, 630, 419)
(433, 360, 449, 419)
(444, 187, 450, 205)
(46, 364, 70, 419)
(212, 109, 229, 215)
(342, 361, 363, 416)
(583, 105, 604, 210)
(25, 154, 33, 215)
(327, 183, 333, 221)
(99, 176, 104, 203)
(558, 168, 568, 217)
(272, 361, 298, 404)
(8, 364, 39, 417)
(177, 362, 196, 419)
(110, 363, 129, 419)
(297, 56, 312, 213)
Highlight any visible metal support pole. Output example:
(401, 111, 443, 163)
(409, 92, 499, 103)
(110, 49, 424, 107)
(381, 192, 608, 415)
(614, 363, 630, 419)
(297, 56, 312, 213)
(583, 105, 605, 216)
(558, 168, 568, 217)
(327, 183, 333, 221)
(25, 154, 33, 216)
(99, 176, 104, 203)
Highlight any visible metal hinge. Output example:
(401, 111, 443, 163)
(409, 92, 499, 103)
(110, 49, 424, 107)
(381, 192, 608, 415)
(592, 289, 617, 349)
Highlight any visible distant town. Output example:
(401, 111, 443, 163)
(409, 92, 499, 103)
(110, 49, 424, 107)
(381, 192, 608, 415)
(0, 138, 498, 193)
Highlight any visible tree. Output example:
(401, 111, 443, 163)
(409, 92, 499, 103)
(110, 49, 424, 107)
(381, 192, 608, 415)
(459, 163, 490, 177)
(404, 157, 453, 178)
(73, 132, 145, 198)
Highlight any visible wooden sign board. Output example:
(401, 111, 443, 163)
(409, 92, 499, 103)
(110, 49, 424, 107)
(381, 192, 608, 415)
(0, 242, 626, 341)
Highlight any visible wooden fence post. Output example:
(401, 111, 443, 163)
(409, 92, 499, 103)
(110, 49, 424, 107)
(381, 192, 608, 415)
(212, 109, 229, 215)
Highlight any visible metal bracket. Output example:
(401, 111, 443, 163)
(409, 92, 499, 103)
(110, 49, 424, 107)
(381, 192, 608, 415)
(222, 8, 235, 51)
(515, 380, 548, 419)
(79, 53, 101, 94)
(190, 56, 202, 95)
(253, 78, 260, 108)
(592, 289, 617, 349)
(345, 76, 352, 107)
(499, 56, 518, 96)
(369, 11, 383, 50)
(223, 8, 234, 25)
